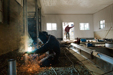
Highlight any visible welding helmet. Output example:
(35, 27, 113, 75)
(39, 32, 48, 44)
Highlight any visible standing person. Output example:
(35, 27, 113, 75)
(65, 25, 74, 39)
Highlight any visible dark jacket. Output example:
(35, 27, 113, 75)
(33, 33, 60, 59)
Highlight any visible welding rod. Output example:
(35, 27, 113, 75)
(8, 59, 17, 75)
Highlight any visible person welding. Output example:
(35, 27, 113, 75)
(26, 31, 60, 67)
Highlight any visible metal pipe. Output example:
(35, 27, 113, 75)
(23, 0, 28, 35)
(35, 0, 39, 46)
(8, 59, 17, 75)
(23, 0, 28, 64)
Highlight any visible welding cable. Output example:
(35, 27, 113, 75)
(51, 67, 57, 75)
(65, 48, 79, 75)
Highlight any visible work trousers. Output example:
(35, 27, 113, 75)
(66, 32, 70, 39)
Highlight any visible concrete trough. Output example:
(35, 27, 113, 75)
(70, 43, 113, 75)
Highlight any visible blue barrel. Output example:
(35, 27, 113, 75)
(81, 39, 86, 42)
(86, 43, 92, 47)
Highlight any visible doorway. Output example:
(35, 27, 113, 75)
(62, 22, 75, 41)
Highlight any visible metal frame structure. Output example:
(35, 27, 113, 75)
(35, 0, 39, 45)
(23, 0, 42, 46)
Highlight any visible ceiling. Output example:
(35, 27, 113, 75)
(40, 0, 113, 14)
(17, 0, 113, 17)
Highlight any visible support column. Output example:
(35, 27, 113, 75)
(23, 0, 28, 51)
(35, 0, 39, 46)
(23, 0, 28, 64)
(8, 59, 17, 75)
(23, 0, 28, 36)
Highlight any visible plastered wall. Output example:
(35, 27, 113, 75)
(42, 15, 94, 39)
(0, 0, 23, 55)
(93, 4, 113, 39)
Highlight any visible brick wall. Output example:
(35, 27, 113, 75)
(0, 0, 23, 55)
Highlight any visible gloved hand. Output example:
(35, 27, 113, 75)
(25, 51, 34, 54)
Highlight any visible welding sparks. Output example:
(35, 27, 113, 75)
(17, 55, 46, 74)
(27, 47, 33, 52)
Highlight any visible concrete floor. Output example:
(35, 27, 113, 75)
(0, 43, 93, 75)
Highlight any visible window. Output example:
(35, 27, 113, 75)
(80, 23, 90, 30)
(0, 0, 3, 23)
(100, 20, 105, 29)
(46, 23, 57, 30)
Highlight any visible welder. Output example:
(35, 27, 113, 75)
(26, 31, 60, 67)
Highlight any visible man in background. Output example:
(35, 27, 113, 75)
(65, 25, 74, 39)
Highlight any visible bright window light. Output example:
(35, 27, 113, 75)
(100, 20, 105, 29)
(80, 23, 90, 30)
(47, 23, 52, 30)
(47, 23, 57, 30)
(52, 23, 57, 30)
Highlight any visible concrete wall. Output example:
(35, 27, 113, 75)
(42, 15, 94, 39)
(93, 4, 113, 39)
(0, 0, 23, 55)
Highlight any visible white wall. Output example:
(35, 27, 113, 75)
(42, 15, 94, 39)
(93, 4, 113, 39)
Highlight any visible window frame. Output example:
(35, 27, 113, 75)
(80, 23, 90, 30)
(46, 23, 57, 31)
(0, 0, 3, 23)
(99, 20, 105, 29)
